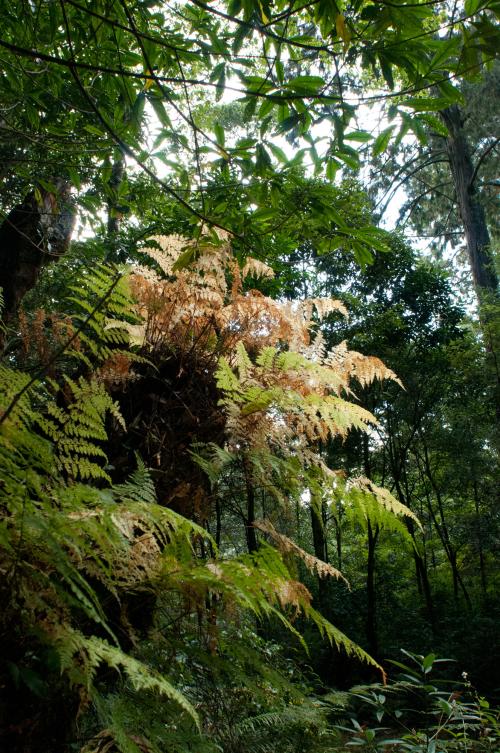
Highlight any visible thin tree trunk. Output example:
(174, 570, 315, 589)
(417, 444, 472, 609)
(386, 425, 436, 629)
(244, 460, 258, 553)
(335, 517, 342, 571)
(440, 106, 498, 304)
(215, 495, 222, 549)
(310, 491, 329, 609)
(362, 434, 380, 655)
(472, 475, 487, 595)
(366, 520, 379, 657)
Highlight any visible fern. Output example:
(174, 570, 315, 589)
(4, 366, 375, 743)
(254, 519, 347, 583)
(2, 230, 420, 752)
(338, 476, 421, 537)
(37, 376, 125, 481)
(112, 455, 157, 504)
(57, 630, 199, 726)
(67, 262, 141, 369)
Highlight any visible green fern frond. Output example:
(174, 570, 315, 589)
(190, 442, 236, 487)
(57, 630, 200, 726)
(36, 376, 125, 482)
(333, 476, 421, 537)
(235, 340, 253, 379)
(307, 606, 385, 679)
(112, 456, 157, 505)
(216, 356, 242, 396)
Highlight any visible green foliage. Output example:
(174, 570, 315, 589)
(39, 376, 124, 481)
(58, 631, 200, 726)
(66, 262, 140, 367)
(1, 1, 499, 746)
(336, 477, 420, 539)
(1, 0, 497, 253)
(336, 652, 500, 751)
(2, 361, 366, 749)
(1, 258, 394, 752)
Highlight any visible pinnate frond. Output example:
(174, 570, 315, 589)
(346, 476, 421, 529)
(56, 629, 199, 725)
(254, 519, 348, 584)
(242, 257, 275, 280)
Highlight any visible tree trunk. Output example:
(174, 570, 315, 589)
(244, 460, 258, 553)
(440, 106, 499, 417)
(215, 495, 222, 549)
(366, 520, 379, 657)
(107, 151, 125, 237)
(414, 549, 435, 625)
(472, 474, 487, 595)
(440, 106, 498, 304)
(335, 517, 342, 571)
(310, 491, 329, 610)
(0, 180, 75, 319)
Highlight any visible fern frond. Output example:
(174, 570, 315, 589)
(254, 519, 348, 584)
(307, 606, 386, 680)
(241, 257, 275, 280)
(216, 356, 243, 396)
(57, 630, 199, 726)
(336, 476, 421, 536)
(112, 456, 157, 505)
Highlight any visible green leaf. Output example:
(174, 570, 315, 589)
(345, 130, 373, 143)
(285, 76, 325, 95)
(172, 245, 198, 272)
(214, 122, 225, 147)
(258, 98, 275, 118)
(267, 142, 288, 163)
(420, 113, 449, 136)
(255, 143, 272, 174)
(465, 0, 481, 14)
(373, 126, 395, 157)
(252, 207, 279, 222)
(378, 54, 395, 90)
(84, 124, 104, 136)
(326, 158, 340, 181)
(275, 59, 284, 83)
(400, 97, 452, 112)
(422, 653, 436, 673)
(150, 97, 172, 128)
(337, 151, 360, 170)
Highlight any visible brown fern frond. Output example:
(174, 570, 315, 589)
(241, 257, 275, 280)
(97, 352, 134, 387)
(254, 520, 348, 584)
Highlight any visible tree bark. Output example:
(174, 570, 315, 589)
(310, 491, 329, 610)
(417, 443, 472, 610)
(391, 464, 436, 629)
(107, 151, 125, 237)
(472, 474, 487, 595)
(366, 519, 379, 657)
(440, 106, 500, 418)
(244, 459, 258, 553)
(0, 180, 75, 319)
(440, 105, 498, 304)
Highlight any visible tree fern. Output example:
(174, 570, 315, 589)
(1, 231, 423, 752)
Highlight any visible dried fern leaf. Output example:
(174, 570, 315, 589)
(254, 519, 348, 584)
